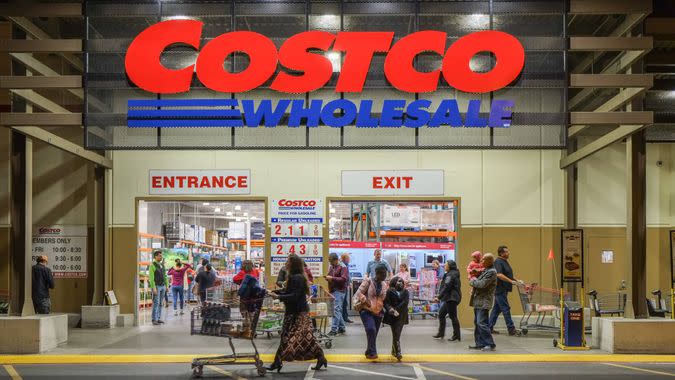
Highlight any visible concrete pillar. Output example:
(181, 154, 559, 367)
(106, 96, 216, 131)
(21, 137, 34, 317)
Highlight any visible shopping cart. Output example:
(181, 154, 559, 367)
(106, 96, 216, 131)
(310, 285, 335, 349)
(255, 297, 284, 339)
(517, 282, 569, 335)
(190, 283, 268, 377)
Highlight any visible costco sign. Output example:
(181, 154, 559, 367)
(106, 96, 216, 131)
(125, 20, 524, 129)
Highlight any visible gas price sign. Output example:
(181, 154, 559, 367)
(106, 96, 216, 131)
(32, 225, 88, 278)
(270, 199, 324, 276)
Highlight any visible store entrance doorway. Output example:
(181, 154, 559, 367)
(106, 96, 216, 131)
(328, 198, 459, 319)
(136, 199, 267, 326)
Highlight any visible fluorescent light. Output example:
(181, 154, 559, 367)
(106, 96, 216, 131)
(214, 207, 221, 213)
(235, 205, 242, 211)
(203, 202, 210, 206)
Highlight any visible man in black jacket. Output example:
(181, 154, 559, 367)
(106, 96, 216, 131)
(433, 260, 462, 341)
(32, 255, 55, 314)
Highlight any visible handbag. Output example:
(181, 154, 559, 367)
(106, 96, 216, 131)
(352, 278, 371, 312)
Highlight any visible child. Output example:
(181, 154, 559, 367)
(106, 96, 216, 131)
(383, 276, 409, 361)
(466, 251, 484, 281)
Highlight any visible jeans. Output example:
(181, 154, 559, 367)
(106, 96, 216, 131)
(437, 301, 460, 339)
(342, 289, 350, 321)
(389, 321, 404, 356)
(152, 285, 166, 321)
(331, 291, 346, 333)
(33, 297, 51, 314)
(489, 292, 515, 331)
(360, 310, 383, 356)
(171, 285, 185, 310)
(474, 308, 495, 348)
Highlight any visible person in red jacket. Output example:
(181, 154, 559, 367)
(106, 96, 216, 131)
(233, 260, 260, 285)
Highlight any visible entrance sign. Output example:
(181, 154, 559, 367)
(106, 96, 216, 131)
(148, 170, 251, 195)
(32, 225, 88, 278)
(270, 199, 324, 277)
(561, 229, 583, 283)
(341, 170, 444, 196)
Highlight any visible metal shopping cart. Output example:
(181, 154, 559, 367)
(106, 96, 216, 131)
(255, 297, 284, 339)
(190, 283, 268, 377)
(517, 282, 569, 335)
(310, 285, 335, 349)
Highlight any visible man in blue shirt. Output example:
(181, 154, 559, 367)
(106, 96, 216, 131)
(366, 249, 393, 279)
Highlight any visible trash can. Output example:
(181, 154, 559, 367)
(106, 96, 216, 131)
(563, 302, 584, 347)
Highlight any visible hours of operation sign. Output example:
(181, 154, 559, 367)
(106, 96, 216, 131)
(32, 225, 88, 278)
(270, 199, 324, 277)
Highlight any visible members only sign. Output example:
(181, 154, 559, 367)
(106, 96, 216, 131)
(149, 170, 251, 195)
(32, 225, 87, 278)
(270, 199, 324, 277)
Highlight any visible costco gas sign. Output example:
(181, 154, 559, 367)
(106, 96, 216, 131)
(125, 20, 524, 129)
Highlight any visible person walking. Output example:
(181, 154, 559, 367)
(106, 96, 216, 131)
(366, 249, 392, 279)
(340, 253, 354, 323)
(469, 253, 498, 351)
(355, 264, 389, 359)
(186, 266, 196, 302)
(195, 264, 216, 303)
(32, 255, 54, 314)
(267, 254, 327, 373)
(167, 258, 192, 316)
(433, 260, 462, 341)
(325, 253, 349, 336)
(383, 276, 409, 361)
(149, 250, 167, 325)
(488, 245, 523, 336)
(395, 263, 411, 288)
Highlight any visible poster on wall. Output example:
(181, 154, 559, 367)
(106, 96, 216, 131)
(270, 199, 324, 277)
(561, 229, 583, 283)
(32, 225, 88, 278)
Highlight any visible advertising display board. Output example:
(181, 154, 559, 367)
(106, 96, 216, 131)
(561, 229, 584, 283)
(270, 199, 324, 277)
(32, 225, 88, 278)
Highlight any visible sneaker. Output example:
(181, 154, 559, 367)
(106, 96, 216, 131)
(481, 345, 496, 351)
(174, 310, 178, 316)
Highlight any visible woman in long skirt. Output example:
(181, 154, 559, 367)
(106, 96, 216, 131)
(267, 254, 327, 372)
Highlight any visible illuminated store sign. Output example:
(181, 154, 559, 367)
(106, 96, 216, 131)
(125, 20, 524, 129)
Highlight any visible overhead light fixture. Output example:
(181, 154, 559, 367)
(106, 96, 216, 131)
(235, 205, 242, 211)
(214, 207, 221, 213)
(203, 202, 210, 206)
(226, 212, 233, 216)
(243, 212, 249, 217)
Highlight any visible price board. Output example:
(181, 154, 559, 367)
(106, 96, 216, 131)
(270, 199, 324, 276)
(32, 225, 88, 278)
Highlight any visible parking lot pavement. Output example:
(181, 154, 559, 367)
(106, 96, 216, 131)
(1, 362, 674, 380)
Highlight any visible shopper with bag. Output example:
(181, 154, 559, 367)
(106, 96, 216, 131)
(383, 276, 409, 361)
(266, 254, 327, 373)
(433, 260, 462, 341)
(354, 264, 389, 359)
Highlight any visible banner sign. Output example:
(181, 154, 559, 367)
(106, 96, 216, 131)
(341, 170, 444, 196)
(124, 21, 522, 129)
(270, 199, 324, 276)
(561, 229, 584, 283)
(148, 170, 251, 195)
(32, 225, 88, 278)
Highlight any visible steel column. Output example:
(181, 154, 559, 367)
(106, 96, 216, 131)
(20, 137, 35, 317)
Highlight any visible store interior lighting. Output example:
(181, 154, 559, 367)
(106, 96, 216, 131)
(214, 207, 221, 213)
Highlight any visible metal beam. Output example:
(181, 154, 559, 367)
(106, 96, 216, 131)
(0, 75, 82, 89)
(10, 89, 70, 113)
(569, 74, 653, 88)
(569, 87, 649, 137)
(9, 126, 112, 169)
(569, 0, 651, 14)
(1, 112, 82, 126)
(570, 111, 653, 125)
(569, 50, 649, 110)
(7, 17, 84, 71)
(569, 36, 653, 51)
(0, 3, 82, 17)
(0, 39, 82, 53)
(559, 124, 647, 169)
(573, 14, 646, 74)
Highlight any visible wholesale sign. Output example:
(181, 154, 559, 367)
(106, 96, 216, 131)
(32, 225, 87, 278)
(124, 20, 523, 129)
(149, 170, 251, 195)
(270, 199, 324, 277)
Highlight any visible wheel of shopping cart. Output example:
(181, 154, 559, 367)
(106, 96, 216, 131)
(256, 360, 267, 376)
(521, 328, 528, 336)
(325, 340, 332, 349)
(192, 365, 203, 378)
